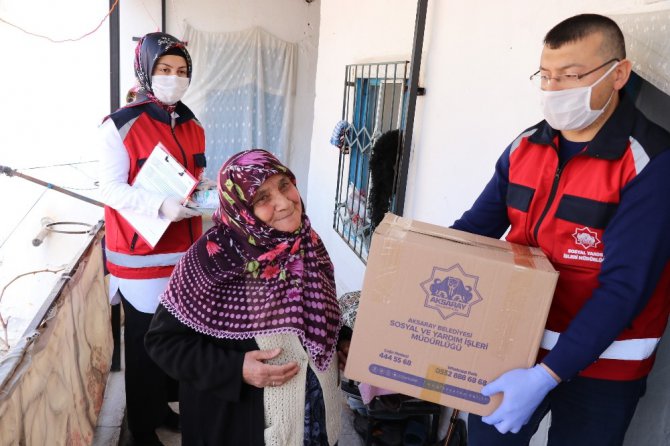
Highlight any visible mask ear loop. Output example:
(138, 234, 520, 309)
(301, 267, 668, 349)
(586, 61, 620, 112)
(590, 60, 620, 88)
(593, 89, 616, 113)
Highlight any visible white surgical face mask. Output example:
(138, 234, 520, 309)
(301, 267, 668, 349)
(151, 75, 190, 105)
(540, 62, 619, 131)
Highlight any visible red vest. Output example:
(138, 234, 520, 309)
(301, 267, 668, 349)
(506, 120, 670, 380)
(104, 101, 205, 279)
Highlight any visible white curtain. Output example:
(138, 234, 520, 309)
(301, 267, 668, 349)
(182, 24, 296, 180)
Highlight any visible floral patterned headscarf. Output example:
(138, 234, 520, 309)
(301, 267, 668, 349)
(133, 32, 191, 112)
(160, 150, 342, 371)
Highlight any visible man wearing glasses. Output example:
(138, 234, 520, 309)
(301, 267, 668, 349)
(452, 13, 670, 445)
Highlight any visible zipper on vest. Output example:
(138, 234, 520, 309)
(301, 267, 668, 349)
(130, 233, 139, 251)
(532, 165, 563, 244)
(531, 141, 589, 245)
(171, 124, 195, 244)
(169, 113, 195, 245)
(170, 116, 189, 169)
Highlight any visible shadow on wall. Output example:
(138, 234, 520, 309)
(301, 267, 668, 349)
(626, 71, 670, 132)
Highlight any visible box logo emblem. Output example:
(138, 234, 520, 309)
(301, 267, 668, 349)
(420, 264, 483, 319)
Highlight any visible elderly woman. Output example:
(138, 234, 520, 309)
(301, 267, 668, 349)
(145, 149, 348, 445)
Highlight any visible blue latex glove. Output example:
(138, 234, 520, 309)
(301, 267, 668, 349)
(481, 364, 558, 434)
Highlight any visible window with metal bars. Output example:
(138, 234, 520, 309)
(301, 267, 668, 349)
(333, 61, 409, 262)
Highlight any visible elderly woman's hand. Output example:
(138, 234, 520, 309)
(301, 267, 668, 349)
(242, 348, 300, 388)
(337, 340, 350, 371)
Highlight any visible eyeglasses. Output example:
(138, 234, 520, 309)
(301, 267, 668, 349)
(529, 58, 620, 88)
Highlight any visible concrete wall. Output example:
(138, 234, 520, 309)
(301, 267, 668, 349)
(119, 0, 320, 198)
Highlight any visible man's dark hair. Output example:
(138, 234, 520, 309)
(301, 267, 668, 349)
(544, 14, 626, 60)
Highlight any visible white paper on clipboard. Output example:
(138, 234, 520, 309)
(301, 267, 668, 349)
(119, 143, 198, 249)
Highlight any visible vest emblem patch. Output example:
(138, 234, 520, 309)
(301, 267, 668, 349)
(572, 226, 601, 250)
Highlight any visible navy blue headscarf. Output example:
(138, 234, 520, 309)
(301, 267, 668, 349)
(133, 32, 192, 111)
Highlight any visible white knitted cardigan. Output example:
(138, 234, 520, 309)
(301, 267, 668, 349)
(256, 333, 341, 446)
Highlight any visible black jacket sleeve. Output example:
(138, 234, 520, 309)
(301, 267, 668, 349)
(145, 304, 258, 402)
(338, 325, 353, 344)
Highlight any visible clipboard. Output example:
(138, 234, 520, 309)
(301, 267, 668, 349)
(119, 143, 198, 249)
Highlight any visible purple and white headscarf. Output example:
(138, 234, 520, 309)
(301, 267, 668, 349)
(160, 150, 342, 371)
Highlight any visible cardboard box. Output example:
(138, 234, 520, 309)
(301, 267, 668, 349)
(344, 214, 558, 416)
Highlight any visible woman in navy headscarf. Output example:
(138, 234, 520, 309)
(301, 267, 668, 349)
(98, 32, 206, 445)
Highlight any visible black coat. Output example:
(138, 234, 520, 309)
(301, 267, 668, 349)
(145, 305, 265, 446)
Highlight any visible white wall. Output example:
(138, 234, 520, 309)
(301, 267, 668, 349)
(0, 0, 109, 168)
(308, 0, 660, 295)
(309, 1, 670, 444)
(307, 0, 418, 293)
(118, 0, 162, 105)
(117, 0, 320, 197)
(0, 1, 108, 337)
(408, 0, 648, 228)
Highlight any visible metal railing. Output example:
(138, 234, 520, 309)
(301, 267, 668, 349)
(333, 61, 409, 261)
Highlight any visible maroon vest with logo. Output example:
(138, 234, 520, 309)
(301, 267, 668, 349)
(104, 101, 205, 279)
(506, 121, 670, 380)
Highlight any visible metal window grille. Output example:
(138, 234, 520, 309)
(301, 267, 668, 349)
(333, 61, 409, 262)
